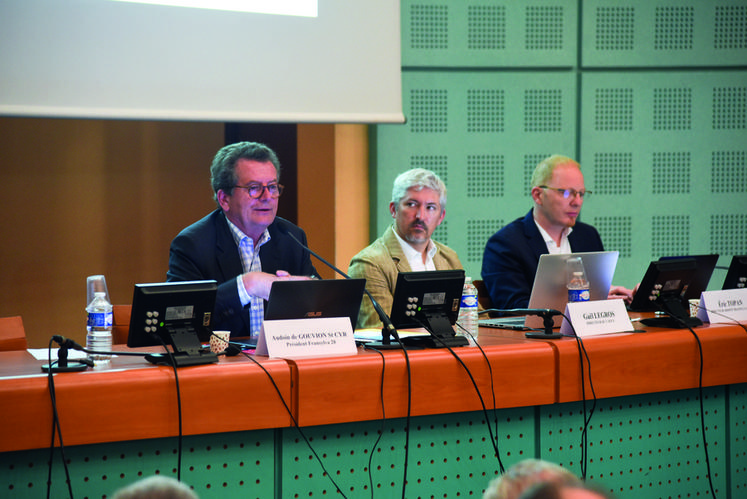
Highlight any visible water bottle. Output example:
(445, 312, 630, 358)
(457, 277, 479, 340)
(86, 291, 113, 362)
(566, 257, 590, 303)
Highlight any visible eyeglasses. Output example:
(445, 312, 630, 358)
(538, 185, 591, 199)
(233, 183, 284, 199)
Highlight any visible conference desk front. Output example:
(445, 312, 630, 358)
(1, 318, 746, 498)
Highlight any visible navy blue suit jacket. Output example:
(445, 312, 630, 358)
(167, 209, 318, 337)
(481, 209, 604, 310)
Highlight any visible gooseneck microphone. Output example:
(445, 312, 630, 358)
(283, 229, 403, 348)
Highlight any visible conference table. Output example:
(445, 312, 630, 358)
(1, 315, 746, 499)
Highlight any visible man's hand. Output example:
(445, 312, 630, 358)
(241, 271, 312, 300)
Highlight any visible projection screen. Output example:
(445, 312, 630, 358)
(0, 0, 404, 123)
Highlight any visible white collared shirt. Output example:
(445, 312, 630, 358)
(392, 227, 437, 271)
(534, 219, 573, 254)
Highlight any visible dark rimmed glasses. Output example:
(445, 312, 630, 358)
(233, 183, 284, 199)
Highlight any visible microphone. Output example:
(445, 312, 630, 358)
(282, 228, 402, 347)
(52, 335, 85, 351)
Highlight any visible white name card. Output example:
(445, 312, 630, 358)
(560, 299, 633, 337)
(696, 288, 747, 324)
(255, 317, 357, 358)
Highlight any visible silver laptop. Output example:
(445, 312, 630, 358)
(480, 251, 619, 330)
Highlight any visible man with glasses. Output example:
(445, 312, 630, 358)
(167, 141, 317, 340)
(348, 168, 463, 329)
(481, 154, 634, 310)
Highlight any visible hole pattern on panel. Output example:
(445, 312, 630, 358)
(1, 430, 276, 499)
(434, 219, 449, 247)
(468, 5, 506, 50)
(593, 216, 632, 258)
(280, 408, 535, 498)
(651, 215, 690, 257)
(524, 153, 552, 193)
(594, 88, 634, 131)
(410, 89, 449, 133)
(593, 152, 632, 195)
(712, 86, 747, 129)
(524, 89, 563, 132)
(467, 154, 505, 198)
(467, 89, 505, 133)
(595, 7, 635, 51)
(525, 6, 564, 50)
(711, 150, 747, 193)
(653, 87, 692, 130)
(710, 214, 747, 255)
(468, 219, 503, 262)
(652, 151, 691, 194)
(732, 384, 747, 493)
(654, 6, 694, 50)
(410, 4, 449, 50)
(714, 5, 747, 49)
(540, 387, 726, 497)
(411, 154, 449, 184)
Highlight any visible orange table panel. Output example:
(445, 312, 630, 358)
(0, 348, 293, 453)
(549, 321, 747, 402)
(290, 332, 557, 427)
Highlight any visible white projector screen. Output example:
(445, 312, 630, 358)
(0, 0, 404, 123)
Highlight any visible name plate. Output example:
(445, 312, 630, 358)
(696, 288, 747, 323)
(255, 317, 357, 358)
(560, 299, 633, 337)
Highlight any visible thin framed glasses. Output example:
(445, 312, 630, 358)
(538, 185, 591, 199)
(234, 183, 284, 199)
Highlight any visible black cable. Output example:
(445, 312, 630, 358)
(656, 303, 718, 498)
(365, 332, 413, 499)
(45, 340, 75, 499)
(417, 319, 505, 473)
(559, 314, 596, 481)
(362, 347, 388, 499)
(454, 323, 502, 472)
(234, 343, 349, 498)
(150, 334, 183, 482)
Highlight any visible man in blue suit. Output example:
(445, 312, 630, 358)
(167, 142, 317, 340)
(481, 155, 633, 310)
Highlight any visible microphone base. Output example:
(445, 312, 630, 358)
(365, 341, 425, 351)
(524, 330, 563, 339)
(41, 361, 92, 373)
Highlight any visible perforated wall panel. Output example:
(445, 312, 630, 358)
(378, 0, 747, 289)
(402, 0, 577, 67)
(582, 0, 747, 67)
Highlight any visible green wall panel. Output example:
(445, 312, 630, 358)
(580, 71, 747, 286)
(402, 0, 578, 67)
(581, 0, 747, 67)
(374, 0, 747, 291)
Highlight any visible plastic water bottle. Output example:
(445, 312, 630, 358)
(457, 277, 479, 340)
(86, 291, 113, 362)
(566, 257, 590, 303)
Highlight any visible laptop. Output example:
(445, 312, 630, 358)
(480, 251, 619, 330)
(264, 278, 367, 331)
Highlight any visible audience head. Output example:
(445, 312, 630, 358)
(518, 482, 613, 499)
(389, 168, 447, 249)
(210, 141, 283, 241)
(482, 459, 581, 499)
(210, 141, 281, 202)
(112, 475, 198, 499)
(530, 155, 586, 232)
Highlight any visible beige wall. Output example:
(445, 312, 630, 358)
(0, 118, 369, 348)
